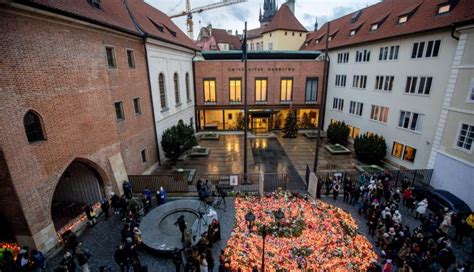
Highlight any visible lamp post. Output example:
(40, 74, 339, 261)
(245, 209, 285, 272)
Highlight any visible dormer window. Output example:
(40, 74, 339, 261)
(88, 0, 101, 9)
(328, 35, 333, 41)
(349, 30, 356, 36)
(371, 24, 379, 31)
(315, 39, 320, 44)
(148, 17, 164, 32)
(398, 15, 408, 24)
(437, 3, 450, 14)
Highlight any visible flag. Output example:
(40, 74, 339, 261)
(241, 23, 247, 62)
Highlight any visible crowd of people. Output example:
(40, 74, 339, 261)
(0, 245, 46, 271)
(317, 172, 474, 271)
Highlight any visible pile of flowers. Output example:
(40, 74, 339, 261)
(224, 191, 377, 270)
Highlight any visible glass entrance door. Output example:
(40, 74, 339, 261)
(253, 117, 269, 134)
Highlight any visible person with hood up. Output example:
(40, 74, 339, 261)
(415, 198, 428, 220)
(392, 210, 402, 224)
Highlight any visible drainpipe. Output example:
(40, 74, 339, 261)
(450, 24, 459, 40)
(192, 50, 199, 132)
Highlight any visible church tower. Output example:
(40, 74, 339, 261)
(259, 0, 277, 27)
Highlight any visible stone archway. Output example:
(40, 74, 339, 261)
(51, 159, 105, 232)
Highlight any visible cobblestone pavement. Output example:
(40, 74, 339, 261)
(320, 195, 473, 265)
(47, 198, 236, 271)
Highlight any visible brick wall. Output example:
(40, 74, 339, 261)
(0, 7, 157, 241)
(194, 60, 324, 106)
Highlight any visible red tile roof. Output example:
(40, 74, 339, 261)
(302, 0, 474, 51)
(17, 0, 198, 51)
(210, 28, 242, 49)
(261, 4, 307, 34)
(247, 27, 264, 39)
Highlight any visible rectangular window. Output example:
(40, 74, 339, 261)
(133, 97, 141, 115)
(437, 3, 450, 14)
(405, 76, 432, 95)
(348, 125, 360, 139)
(455, 123, 474, 152)
(141, 149, 147, 163)
(403, 145, 417, 162)
(114, 101, 124, 121)
(204, 79, 216, 103)
(349, 101, 363, 116)
(332, 98, 344, 111)
(398, 15, 408, 24)
(105, 46, 116, 68)
(355, 50, 370, 63)
(379, 45, 400, 61)
(398, 110, 423, 131)
(412, 40, 440, 59)
(126, 49, 135, 68)
(335, 75, 346, 87)
(268, 43, 273, 50)
(336, 52, 349, 63)
(391, 142, 404, 158)
(280, 78, 293, 102)
(305, 78, 318, 102)
(375, 75, 394, 91)
(370, 105, 389, 123)
(352, 75, 367, 89)
(255, 78, 268, 102)
(467, 78, 474, 103)
(229, 78, 242, 103)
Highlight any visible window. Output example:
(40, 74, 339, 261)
(391, 142, 404, 158)
(352, 75, 367, 89)
(335, 75, 347, 87)
(268, 43, 273, 50)
(285, 32, 288, 36)
(403, 145, 417, 162)
(355, 49, 370, 62)
(229, 78, 242, 103)
(405, 76, 432, 95)
(126, 49, 135, 68)
(174, 73, 180, 105)
(349, 101, 363, 116)
(398, 15, 408, 24)
(305, 78, 318, 102)
(255, 78, 268, 102)
(411, 40, 440, 59)
(315, 39, 320, 44)
(88, 0, 101, 9)
(379, 45, 399, 60)
(348, 125, 360, 139)
(337, 52, 349, 63)
(204, 79, 216, 103)
(375, 76, 394, 91)
(280, 78, 293, 102)
(105, 46, 116, 68)
(158, 73, 167, 109)
(332, 98, 344, 111)
(455, 123, 473, 152)
(23, 111, 46, 143)
(370, 24, 379, 31)
(114, 101, 124, 121)
(133, 97, 141, 115)
(467, 78, 474, 103)
(185, 73, 191, 101)
(328, 35, 334, 41)
(437, 3, 450, 14)
(370, 105, 389, 123)
(349, 30, 356, 36)
(141, 149, 147, 163)
(398, 110, 423, 131)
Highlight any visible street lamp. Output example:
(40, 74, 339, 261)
(245, 209, 284, 272)
(245, 211, 255, 233)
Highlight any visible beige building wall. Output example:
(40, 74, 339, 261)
(428, 25, 474, 209)
(248, 30, 307, 51)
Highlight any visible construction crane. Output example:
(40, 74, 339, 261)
(169, 0, 247, 40)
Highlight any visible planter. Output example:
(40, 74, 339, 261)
(201, 133, 220, 140)
(325, 144, 351, 154)
(355, 164, 384, 174)
(303, 131, 326, 139)
(189, 146, 210, 157)
(172, 168, 196, 184)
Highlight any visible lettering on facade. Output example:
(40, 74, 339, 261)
(227, 67, 295, 72)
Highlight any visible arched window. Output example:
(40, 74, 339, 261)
(185, 72, 191, 101)
(174, 73, 180, 105)
(158, 73, 167, 109)
(23, 110, 46, 143)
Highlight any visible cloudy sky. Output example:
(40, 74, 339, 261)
(145, 0, 380, 37)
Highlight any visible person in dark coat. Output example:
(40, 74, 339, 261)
(110, 193, 121, 214)
(438, 246, 455, 270)
(332, 182, 340, 201)
(316, 178, 322, 199)
(123, 180, 133, 199)
(101, 198, 110, 221)
(175, 215, 187, 242)
(343, 177, 351, 203)
(206, 248, 215, 272)
(172, 249, 183, 272)
(114, 245, 129, 272)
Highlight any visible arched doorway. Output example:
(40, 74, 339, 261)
(51, 160, 105, 232)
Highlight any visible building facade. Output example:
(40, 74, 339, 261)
(194, 51, 324, 133)
(301, 0, 474, 206)
(0, 0, 196, 252)
(428, 25, 474, 209)
(196, 24, 242, 51)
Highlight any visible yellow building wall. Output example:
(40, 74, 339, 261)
(248, 30, 307, 51)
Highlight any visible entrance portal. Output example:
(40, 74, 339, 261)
(252, 117, 269, 134)
(51, 160, 104, 232)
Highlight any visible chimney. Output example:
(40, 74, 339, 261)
(235, 30, 239, 36)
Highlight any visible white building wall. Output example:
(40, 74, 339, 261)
(324, 31, 458, 169)
(146, 40, 196, 163)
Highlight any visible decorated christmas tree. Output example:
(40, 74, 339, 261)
(283, 109, 298, 138)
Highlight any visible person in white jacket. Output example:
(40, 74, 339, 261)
(392, 210, 402, 224)
(416, 198, 428, 219)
